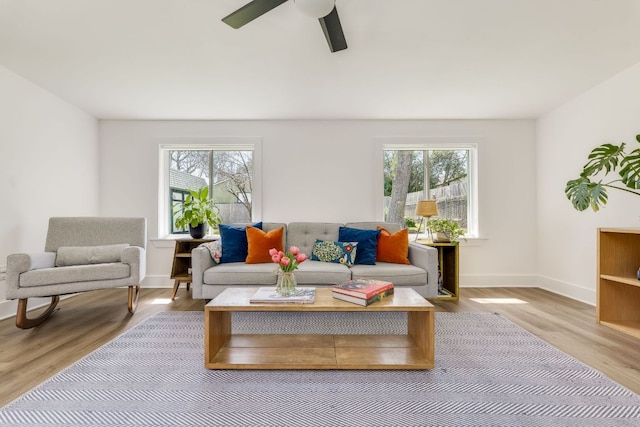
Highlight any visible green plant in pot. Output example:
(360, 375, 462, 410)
(427, 218, 466, 244)
(565, 134, 640, 211)
(173, 187, 222, 239)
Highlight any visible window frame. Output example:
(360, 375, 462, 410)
(158, 138, 262, 239)
(375, 137, 479, 238)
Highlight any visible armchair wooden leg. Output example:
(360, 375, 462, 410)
(16, 296, 60, 329)
(128, 284, 141, 314)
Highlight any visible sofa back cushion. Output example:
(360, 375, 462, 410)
(55, 243, 130, 267)
(45, 217, 147, 252)
(286, 222, 342, 258)
(344, 222, 402, 233)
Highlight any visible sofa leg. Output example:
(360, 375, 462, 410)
(128, 284, 141, 314)
(16, 296, 60, 329)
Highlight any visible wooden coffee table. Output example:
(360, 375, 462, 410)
(204, 287, 434, 370)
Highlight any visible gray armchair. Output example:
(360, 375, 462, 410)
(6, 217, 147, 328)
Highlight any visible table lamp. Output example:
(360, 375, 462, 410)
(415, 200, 439, 241)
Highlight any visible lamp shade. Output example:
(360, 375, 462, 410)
(416, 200, 438, 217)
(294, 0, 335, 18)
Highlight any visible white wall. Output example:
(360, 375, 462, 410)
(99, 119, 538, 289)
(0, 65, 99, 319)
(537, 62, 640, 305)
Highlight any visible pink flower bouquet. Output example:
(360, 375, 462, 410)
(269, 246, 308, 272)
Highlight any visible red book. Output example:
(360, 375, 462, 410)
(332, 279, 394, 299)
(332, 288, 395, 306)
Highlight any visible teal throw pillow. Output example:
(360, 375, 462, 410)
(311, 240, 358, 266)
(338, 226, 381, 265)
(219, 222, 262, 263)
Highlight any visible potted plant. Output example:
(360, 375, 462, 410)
(173, 186, 222, 238)
(565, 134, 640, 211)
(427, 218, 466, 244)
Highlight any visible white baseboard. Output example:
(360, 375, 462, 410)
(0, 296, 75, 322)
(0, 274, 596, 322)
(460, 274, 538, 287)
(142, 275, 175, 288)
(537, 275, 596, 306)
(0, 276, 174, 322)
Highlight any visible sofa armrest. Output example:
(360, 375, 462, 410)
(121, 246, 146, 283)
(407, 243, 439, 287)
(6, 252, 56, 299)
(191, 247, 215, 299)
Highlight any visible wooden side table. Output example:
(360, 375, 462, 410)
(170, 238, 215, 299)
(418, 241, 459, 300)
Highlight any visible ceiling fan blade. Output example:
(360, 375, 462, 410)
(319, 6, 347, 52)
(222, 0, 289, 29)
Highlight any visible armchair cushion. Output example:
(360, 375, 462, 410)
(55, 244, 130, 267)
(19, 263, 131, 288)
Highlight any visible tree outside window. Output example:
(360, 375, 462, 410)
(384, 148, 470, 235)
(169, 150, 253, 234)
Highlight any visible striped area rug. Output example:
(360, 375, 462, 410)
(1, 311, 639, 426)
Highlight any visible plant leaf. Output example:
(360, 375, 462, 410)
(582, 143, 625, 176)
(565, 177, 608, 212)
(619, 148, 640, 189)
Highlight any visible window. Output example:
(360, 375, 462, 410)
(382, 142, 477, 238)
(159, 140, 260, 237)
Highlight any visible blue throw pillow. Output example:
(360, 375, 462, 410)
(311, 240, 358, 266)
(219, 222, 262, 263)
(338, 227, 381, 265)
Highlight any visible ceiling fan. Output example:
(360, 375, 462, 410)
(222, 0, 347, 53)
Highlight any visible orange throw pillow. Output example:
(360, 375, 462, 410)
(376, 227, 411, 265)
(246, 226, 284, 264)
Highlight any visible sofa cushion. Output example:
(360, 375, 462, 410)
(219, 222, 262, 263)
(55, 244, 130, 267)
(349, 262, 427, 286)
(203, 262, 277, 286)
(376, 227, 411, 265)
(286, 222, 342, 256)
(293, 260, 351, 285)
(311, 240, 358, 266)
(246, 226, 284, 264)
(19, 263, 131, 287)
(338, 227, 381, 265)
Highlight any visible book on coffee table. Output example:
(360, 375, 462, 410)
(332, 287, 395, 306)
(249, 287, 316, 304)
(333, 279, 394, 299)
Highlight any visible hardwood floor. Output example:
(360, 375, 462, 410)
(1, 287, 639, 407)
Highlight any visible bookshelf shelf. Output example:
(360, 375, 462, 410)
(170, 238, 215, 300)
(597, 228, 640, 338)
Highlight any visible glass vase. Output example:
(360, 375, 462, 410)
(276, 271, 297, 297)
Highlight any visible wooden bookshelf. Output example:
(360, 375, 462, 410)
(170, 238, 215, 300)
(597, 228, 640, 339)
(419, 241, 459, 300)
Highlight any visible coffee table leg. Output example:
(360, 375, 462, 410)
(205, 309, 231, 367)
(408, 310, 434, 368)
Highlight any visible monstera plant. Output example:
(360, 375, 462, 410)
(565, 134, 640, 212)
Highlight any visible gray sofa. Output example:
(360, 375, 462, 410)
(191, 221, 438, 300)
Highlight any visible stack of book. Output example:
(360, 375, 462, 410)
(332, 279, 394, 306)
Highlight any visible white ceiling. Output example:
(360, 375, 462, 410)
(1, 0, 640, 120)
